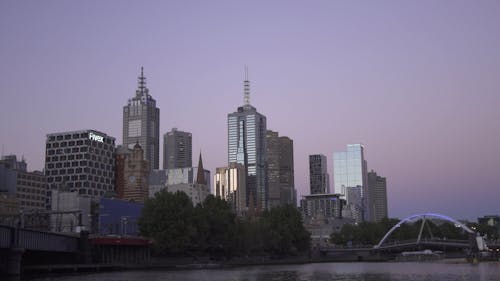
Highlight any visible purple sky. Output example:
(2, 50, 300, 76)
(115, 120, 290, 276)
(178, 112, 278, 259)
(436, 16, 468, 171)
(1, 1, 499, 220)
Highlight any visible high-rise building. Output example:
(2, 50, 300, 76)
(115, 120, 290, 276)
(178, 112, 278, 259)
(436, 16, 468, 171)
(266, 130, 295, 208)
(123, 67, 160, 171)
(333, 144, 368, 222)
(367, 170, 387, 222)
(163, 128, 192, 169)
(228, 71, 267, 210)
(122, 143, 149, 203)
(266, 130, 280, 208)
(309, 154, 329, 195)
(213, 163, 246, 215)
(45, 130, 115, 200)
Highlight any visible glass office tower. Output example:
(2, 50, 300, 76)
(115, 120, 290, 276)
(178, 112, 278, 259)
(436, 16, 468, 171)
(333, 144, 368, 222)
(228, 73, 267, 211)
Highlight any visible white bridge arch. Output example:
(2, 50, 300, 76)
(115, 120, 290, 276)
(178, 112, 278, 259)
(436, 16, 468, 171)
(374, 213, 474, 249)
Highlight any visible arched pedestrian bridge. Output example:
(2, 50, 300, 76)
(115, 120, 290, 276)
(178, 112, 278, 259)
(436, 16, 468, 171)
(318, 213, 487, 261)
(373, 213, 485, 252)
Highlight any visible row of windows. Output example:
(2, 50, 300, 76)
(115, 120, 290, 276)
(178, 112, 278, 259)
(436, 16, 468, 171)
(47, 147, 113, 157)
(17, 193, 45, 201)
(47, 174, 112, 183)
(49, 180, 114, 190)
(46, 155, 113, 164)
(47, 140, 85, 148)
(49, 133, 87, 141)
(78, 189, 106, 196)
(17, 187, 46, 194)
(17, 181, 45, 188)
(47, 161, 112, 171)
(20, 201, 45, 208)
(18, 174, 44, 181)
(48, 133, 114, 145)
(48, 168, 113, 177)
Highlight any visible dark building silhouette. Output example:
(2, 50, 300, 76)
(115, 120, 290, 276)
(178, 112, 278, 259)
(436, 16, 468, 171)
(163, 128, 192, 169)
(266, 130, 295, 208)
(309, 154, 329, 195)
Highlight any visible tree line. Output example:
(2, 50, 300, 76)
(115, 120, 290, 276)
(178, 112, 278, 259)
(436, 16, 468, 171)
(138, 190, 311, 258)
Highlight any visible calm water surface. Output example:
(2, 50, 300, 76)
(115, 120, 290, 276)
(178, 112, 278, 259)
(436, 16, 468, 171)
(28, 262, 500, 281)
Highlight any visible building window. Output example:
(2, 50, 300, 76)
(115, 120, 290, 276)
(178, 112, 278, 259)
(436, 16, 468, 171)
(128, 120, 142, 137)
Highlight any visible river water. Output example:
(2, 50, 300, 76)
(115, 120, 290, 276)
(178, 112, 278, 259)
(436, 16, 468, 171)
(28, 262, 500, 281)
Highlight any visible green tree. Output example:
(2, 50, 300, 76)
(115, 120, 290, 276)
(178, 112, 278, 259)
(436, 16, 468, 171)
(193, 195, 236, 257)
(138, 190, 196, 255)
(261, 205, 311, 255)
(330, 218, 399, 246)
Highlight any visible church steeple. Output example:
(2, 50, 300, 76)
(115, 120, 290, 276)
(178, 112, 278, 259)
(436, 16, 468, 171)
(196, 152, 206, 185)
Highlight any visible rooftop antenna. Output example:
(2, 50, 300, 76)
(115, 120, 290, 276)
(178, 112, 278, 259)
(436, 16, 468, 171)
(243, 65, 250, 107)
(137, 66, 147, 96)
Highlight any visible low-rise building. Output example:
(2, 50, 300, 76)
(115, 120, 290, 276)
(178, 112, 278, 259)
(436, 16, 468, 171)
(0, 193, 19, 226)
(300, 193, 345, 219)
(50, 189, 91, 233)
(149, 153, 210, 205)
(98, 198, 143, 237)
(0, 155, 47, 211)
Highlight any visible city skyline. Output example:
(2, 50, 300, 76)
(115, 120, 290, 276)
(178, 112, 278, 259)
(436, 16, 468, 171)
(1, 1, 499, 220)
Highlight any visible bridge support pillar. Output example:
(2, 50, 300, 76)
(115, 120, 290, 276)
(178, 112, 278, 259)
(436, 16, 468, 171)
(6, 248, 25, 276)
(78, 230, 91, 264)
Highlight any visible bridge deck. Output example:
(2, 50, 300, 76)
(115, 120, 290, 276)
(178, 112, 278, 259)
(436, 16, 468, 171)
(0, 224, 79, 253)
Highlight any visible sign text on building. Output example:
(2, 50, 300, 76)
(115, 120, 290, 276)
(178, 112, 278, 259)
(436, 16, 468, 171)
(89, 132, 104, 143)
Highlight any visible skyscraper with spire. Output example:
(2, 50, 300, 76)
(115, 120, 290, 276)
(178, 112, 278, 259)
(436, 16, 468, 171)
(227, 68, 268, 211)
(123, 67, 160, 171)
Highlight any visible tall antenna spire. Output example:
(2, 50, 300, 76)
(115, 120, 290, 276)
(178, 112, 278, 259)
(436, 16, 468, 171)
(243, 65, 250, 107)
(137, 66, 147, 96)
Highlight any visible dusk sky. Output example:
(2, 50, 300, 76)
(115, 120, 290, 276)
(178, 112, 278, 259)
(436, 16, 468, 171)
(1, 1, 499, 220)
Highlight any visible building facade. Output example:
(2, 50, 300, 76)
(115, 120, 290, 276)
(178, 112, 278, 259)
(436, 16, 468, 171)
(213, 163, 246, 215)
(333, 144, 369, 222)
(0, 193, 19, 226)
(309, 154, 329, 195)
(98, 198, 143, 237)
(51, 189, 92, 233)
(123, 67, 160, 171)
(1, 155, 47, 210)
(122, 144, 149, 203)
(45, 130, 115, 200)
(266, 130, 295, 208)
(148, 155, 211, 206)
(228, 75, 267, 210)
(300, 193, 344, 219)
(367, 170, 388, 222)
(114, 145, 130, 199)
(163, 128, 192, 169)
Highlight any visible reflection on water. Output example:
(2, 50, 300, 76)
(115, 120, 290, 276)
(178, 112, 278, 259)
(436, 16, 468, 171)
(25, 262, 500, 281)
